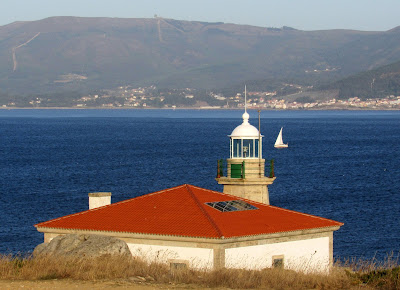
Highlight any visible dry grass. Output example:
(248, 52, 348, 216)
(337, 253, 400, 289)
(0, 253, 399, 289)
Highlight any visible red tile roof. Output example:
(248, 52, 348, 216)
(35, 184, 343, 239)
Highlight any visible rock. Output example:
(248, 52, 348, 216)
(128, 276, 146, 282)
(145, 275, 155, 282)
(33, 234, 131, 258)
(32, 242, 47, 256)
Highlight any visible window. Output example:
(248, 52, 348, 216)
(169, 259, 189, 273)
(272, 255, 284, 269)
(170, 262, 188, 270)
(255, 139, 259, 158)
(242, 139, 253, 158)
(206, 200, 258, 212)
(233, 139, 241, 158)
(231, 138, 260, 158)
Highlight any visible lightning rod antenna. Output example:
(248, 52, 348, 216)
(245, 85, 247, 113)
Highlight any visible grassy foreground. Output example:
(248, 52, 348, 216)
(0, 254, 399, 289)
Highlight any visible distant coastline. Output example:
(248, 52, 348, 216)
(1, 106, 399, 111)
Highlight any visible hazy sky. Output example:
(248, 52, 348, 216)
(1, 0, 399, 31)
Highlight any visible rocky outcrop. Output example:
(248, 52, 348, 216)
(33, 234, 131, 258)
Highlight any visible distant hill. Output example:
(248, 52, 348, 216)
(316, 60, 400, 99)
(1, 16, 400, 95)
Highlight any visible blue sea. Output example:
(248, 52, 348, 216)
(1, 109, 399, 261)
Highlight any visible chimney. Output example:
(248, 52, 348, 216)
(88, 192, 112, 209)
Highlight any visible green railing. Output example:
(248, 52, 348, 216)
(269, 159, 275, 178)
(216, 159, 226, 178)
(217, 159, 275, 179)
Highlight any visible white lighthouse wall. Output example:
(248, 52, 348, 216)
(127, 243, 214, 270)
(225, 237, 330, 273)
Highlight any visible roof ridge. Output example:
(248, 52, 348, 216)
(267, 205, 344, 225)
(185, 184, 224, 238)
(188, 184, 270, 207)
(187, 185, 343, 226)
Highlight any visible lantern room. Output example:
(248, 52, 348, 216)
(229, 111, 262, 159)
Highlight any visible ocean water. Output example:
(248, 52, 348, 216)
(0, 109, 399, 261)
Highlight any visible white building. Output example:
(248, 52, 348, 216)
(35, 184, 342, 272)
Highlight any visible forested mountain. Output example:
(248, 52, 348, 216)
(1, 16, 400, 96)
(317, 60, 400, 99)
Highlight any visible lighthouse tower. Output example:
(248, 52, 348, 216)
(216, 91, 275, 204)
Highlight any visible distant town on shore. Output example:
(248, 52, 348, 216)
(2, 85, 399, 110)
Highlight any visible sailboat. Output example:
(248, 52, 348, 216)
(274, 127, 288, 148)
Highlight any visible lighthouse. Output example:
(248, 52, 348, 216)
(35, 88, 343, 272)
(216, 90, 275, 204)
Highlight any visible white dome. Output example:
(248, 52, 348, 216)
(230, 123, 260, 137)
(229, 111, 261, 137)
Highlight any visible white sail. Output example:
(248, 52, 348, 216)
(274, 127, 288, 148)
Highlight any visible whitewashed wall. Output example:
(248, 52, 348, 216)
(128, 243, 214, 270)
(225, 237, 330, 273)
(89, 196, 111, 209)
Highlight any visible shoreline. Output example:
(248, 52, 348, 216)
(1, 106, 399, 111)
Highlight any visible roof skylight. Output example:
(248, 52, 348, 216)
(205, 200, 258, 212)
